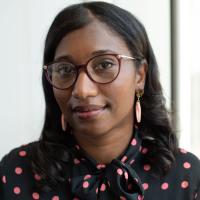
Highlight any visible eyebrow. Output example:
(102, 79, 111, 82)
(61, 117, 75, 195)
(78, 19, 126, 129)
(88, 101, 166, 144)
(54, 49, 118, 62)
(54, 55, 74, 62)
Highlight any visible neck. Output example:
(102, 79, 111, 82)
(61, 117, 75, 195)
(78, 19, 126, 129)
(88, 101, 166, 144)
(73, 124, 134, 164)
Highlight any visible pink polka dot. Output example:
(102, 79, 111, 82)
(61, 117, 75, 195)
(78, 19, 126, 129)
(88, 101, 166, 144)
(180, 148, 187, 154)
(19, 150, 27, 157)
(117, 168, 123, 175)
(142, 183, 149, 190)
(84, 174, 92, 180)
(181, 181, 189, 189)
(141, 147, 148, 154)
(15, 167, 23, 175)
(74, 158, 80, 165)
(96, 164, 106, 169)
(2, 175, 6, 183)
(32, 192, 40, 199)
(75, 145, 80, 150)
(83, 181, 89, 188)
(13, 186, 21, 194)
(131, 138, 137, 146)
(183, 162, 191, 169)
(101, 164, 106, 168)
(195, 192, 198, 199)
(161, 182, 169, 190)
(96, 164, 101, 169)
(96, 187, 98, 194)
(121, 156, 128, 163)
(52, 196, 59, 200)
(120, 196, 126, 200)
(100, 183, 106, 191)
(34, 174, 41, 181)
(124, 172, 128, 180)
(143, 164, 151, 171)
(138, 195, 144, 200)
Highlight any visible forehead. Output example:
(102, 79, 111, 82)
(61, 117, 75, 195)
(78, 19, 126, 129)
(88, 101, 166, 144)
(54, 20, 131, 60)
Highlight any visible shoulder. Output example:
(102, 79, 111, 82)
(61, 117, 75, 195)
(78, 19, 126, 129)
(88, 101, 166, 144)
(0, 141, 40, 185)
(141, 149, 200, 199)
(0, 141, 39, 169)
(0, 141, 42, 199)
(175, 148, 200, 173)
(171, 148, 200, 191)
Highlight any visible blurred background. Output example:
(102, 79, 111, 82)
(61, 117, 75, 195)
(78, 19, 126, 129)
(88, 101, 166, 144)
(0, 0, 199, 159)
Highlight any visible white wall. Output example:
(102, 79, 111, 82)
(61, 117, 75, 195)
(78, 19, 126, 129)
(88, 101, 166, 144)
(175, 0, 200, 157)
(0, 0, 171, 159)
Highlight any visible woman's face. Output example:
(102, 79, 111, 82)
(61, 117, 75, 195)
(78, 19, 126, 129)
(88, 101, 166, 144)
(53, 20, 146, 137)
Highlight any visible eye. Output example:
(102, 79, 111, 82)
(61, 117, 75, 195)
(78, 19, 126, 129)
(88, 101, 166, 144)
(56, 63, 76, 75)
(93, 60, 115, 71)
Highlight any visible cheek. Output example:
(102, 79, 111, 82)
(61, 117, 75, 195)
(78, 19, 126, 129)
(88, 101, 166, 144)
(53, 88, 71, 112)
(117, 85, 135, 110)
(106, 74, 136, 114)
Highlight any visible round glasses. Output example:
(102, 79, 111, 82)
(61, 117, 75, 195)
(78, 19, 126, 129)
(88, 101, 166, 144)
(43, 53, 138, 90)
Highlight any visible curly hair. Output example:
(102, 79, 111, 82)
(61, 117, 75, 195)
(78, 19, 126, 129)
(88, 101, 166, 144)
(29, 1, 178, 192)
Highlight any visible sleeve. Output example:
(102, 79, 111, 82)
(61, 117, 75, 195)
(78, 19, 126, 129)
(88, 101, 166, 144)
(193, 157, 200, 200)
(188, 153, 200, 200)
(0, 144, 37, 200)
(176, 150, 200, 200)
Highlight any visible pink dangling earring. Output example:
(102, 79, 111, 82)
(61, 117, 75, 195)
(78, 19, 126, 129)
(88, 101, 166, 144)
(135, 91, 143, 123)
(61, 113, 66, 131)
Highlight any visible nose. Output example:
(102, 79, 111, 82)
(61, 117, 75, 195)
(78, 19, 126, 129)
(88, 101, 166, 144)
(72, 71, 98, 99)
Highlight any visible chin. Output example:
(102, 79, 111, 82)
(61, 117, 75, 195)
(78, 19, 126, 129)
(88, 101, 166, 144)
(72, 124, 110, 137)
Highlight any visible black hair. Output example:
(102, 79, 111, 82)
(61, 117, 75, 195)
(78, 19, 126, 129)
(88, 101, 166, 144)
(30, 1, 178, 192)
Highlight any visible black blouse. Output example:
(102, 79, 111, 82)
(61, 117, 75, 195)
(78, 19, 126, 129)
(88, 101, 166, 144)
(0, 128, 200, 200)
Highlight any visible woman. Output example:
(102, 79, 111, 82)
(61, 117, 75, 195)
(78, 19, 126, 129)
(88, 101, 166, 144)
(0, 2, 199, 200)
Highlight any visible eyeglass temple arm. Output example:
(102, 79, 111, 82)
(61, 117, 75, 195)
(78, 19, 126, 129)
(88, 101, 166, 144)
(117, 55, 136, 60)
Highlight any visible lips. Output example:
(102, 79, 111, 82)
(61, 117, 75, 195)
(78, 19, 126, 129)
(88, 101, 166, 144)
(72, 104, 106, 119)
(72, 105, 105, 112)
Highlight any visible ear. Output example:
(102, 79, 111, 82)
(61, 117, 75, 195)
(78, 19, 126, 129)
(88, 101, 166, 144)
(135, 60, 148, 91)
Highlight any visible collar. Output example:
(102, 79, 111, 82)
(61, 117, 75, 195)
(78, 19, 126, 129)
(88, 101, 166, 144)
(66, 127, 144, 200)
